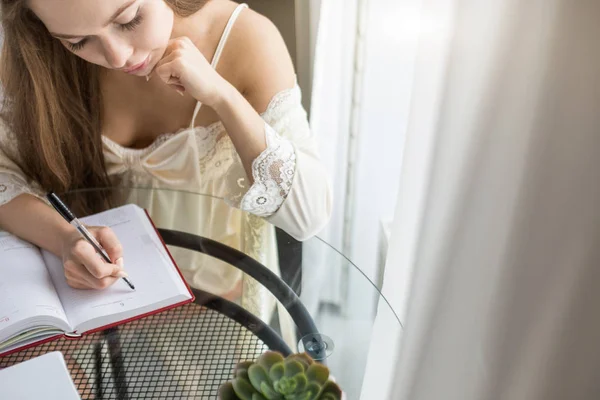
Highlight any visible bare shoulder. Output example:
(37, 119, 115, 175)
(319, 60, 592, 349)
(223, 4, 296, 112)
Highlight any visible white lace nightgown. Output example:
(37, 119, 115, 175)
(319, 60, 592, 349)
(0, 3, 331, 335)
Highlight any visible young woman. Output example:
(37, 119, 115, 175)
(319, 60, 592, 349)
(0, 0, 331, 322)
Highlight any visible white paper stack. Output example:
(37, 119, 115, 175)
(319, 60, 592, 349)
(0, 351, 80, 400)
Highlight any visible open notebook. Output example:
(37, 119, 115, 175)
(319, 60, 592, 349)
(0, 204, 194, 356)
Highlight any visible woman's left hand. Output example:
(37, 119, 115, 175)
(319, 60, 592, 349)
(153, 37, 229, 107)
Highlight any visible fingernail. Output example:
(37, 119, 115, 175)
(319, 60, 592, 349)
(116, 257, 124, 267)
(145, 75, 151, 82)
(116, 270, 129, 278)
(176, 90, 184, 96)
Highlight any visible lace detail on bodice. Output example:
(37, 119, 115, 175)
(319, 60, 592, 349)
(240, 124, 296, 216)
(100, 85, 300, 160)
(0, 84, 306, 216)
(101, 118, 225, 162)
(101, 85, 304, 217)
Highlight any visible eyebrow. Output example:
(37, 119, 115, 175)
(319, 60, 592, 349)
(49, 0, 136, 39)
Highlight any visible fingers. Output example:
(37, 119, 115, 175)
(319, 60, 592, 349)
(154, 36, 191, 78)
(95, 226, 123, 265)
(145, 37, 188, 79)
(154, 37, 193, 86)
(70, 239, 117, 279)
(156, 48, 181, 68)
(62, 225, 126, 290)
(64, 259, 122, 290)
(154, 59, 187, 95)
(150, 36, 205, 98)
(165, 36, 193, 53)
(155, 58, 183, 83)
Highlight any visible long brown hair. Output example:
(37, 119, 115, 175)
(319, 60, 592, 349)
(0, 0, 208, 214)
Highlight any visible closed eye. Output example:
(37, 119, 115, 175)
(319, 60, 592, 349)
(66, 9, 143, 52)
(68, 40, 87, 52)
(119, 9, 143, 32)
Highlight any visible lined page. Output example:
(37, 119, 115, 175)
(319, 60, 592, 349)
(0, 232, 69, 342)
(42, 205, 191, 332)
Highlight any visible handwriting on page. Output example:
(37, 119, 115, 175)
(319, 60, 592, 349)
(90, 295, 136, 310)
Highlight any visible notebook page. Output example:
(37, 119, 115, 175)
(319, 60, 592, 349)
(0, 351, 81, 400)
(0, 232, 69, 343)
(42, 205, 191, 332)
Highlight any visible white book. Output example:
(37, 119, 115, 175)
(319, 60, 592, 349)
(0, 204, 193, 356)
(0, 351, 81, 399)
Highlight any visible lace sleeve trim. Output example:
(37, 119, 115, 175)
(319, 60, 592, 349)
(240, 123, 297, 217)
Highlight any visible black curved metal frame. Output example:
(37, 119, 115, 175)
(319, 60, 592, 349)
(100, 229, 323, 399)
(158, 229, 321, 345)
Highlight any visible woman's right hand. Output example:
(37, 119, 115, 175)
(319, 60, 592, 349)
(61, 226, 126, 290)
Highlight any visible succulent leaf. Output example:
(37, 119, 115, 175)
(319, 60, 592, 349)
(258, 351, 285, 372)
(233, 378, 262, 400)
(269, 362, 285, 382)
(218, 382, 238, 400)
(248, 365, 271, 392)
(260, 381, 283, 400)
(304, 382, 322, 400)
(274, 376, 297, 394)
(283, 360, 305, 378)
(286, 353, 314, 369)
(235, 361, 254, 374)
(306, 364, 329, 385)
(219, 352, 342, 400)
(317, 381, 342, 400)
(235, 361, 254, 380)
(286, 393, 312, 400)
(293, 373, 308, 392)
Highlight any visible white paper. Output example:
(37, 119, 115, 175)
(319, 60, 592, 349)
(0, 233, 69, 342)
(0, 351, 81, 399)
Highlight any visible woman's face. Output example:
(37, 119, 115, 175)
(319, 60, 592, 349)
(28, 0, 174, 76)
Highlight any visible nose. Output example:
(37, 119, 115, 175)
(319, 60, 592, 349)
(102, 36, 133, 70)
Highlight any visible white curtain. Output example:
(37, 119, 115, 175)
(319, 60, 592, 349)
(364, 0, 600, 399)
(301, 0, 359, 312)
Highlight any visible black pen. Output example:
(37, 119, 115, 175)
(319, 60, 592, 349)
(46, 192, 135, 291)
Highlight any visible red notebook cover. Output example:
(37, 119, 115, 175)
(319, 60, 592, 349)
(0, 209, 195, 358)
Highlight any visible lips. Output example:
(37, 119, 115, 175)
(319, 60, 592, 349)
(122, 56, 149, 74)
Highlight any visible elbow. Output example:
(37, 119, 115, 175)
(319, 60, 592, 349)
(267, 174, 332, 242)
(287, 188, 332, 241)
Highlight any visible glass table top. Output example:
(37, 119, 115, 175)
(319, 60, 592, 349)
(1, 187, 401, 399)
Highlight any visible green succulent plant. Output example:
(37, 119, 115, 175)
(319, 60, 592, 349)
(218, 351, 343, 400)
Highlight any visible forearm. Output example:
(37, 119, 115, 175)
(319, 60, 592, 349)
(212, 82, 268, 181)
(0, 194, 73, 257)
